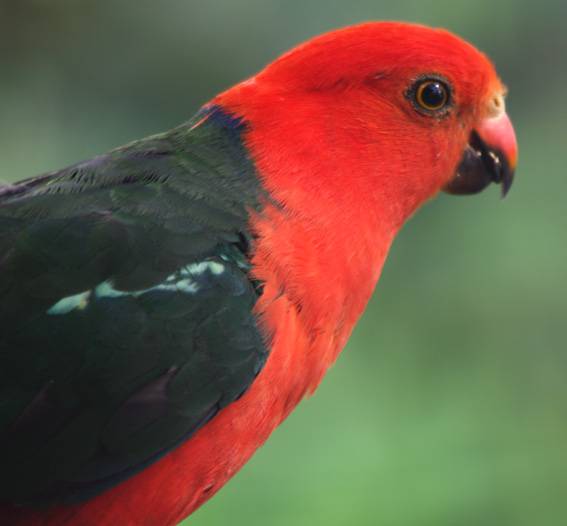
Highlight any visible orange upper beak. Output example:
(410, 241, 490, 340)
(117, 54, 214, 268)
(443, 110, 517, 198)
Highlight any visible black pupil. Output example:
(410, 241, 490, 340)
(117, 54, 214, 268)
(421, 82, 445, 108)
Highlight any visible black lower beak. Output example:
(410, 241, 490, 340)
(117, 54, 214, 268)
(443, 130, 515, 198)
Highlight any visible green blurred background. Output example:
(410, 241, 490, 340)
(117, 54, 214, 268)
(1, 1, 565, 525)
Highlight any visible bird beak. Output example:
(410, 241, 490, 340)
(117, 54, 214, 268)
(443, 110, 517, 198)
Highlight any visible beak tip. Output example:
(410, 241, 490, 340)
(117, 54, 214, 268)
(500, 180, 512, 199)
(498, 152, 516, 199)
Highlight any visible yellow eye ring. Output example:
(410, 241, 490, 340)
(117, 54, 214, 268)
(415, 80, 448, 111)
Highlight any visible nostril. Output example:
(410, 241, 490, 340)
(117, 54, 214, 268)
(488, 93, 505, 117)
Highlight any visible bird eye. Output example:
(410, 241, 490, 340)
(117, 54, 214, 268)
(414, 80, 449, 112)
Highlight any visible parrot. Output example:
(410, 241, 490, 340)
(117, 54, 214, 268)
(0, 22, 517, 526)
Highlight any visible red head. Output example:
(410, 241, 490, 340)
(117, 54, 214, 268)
(216, 22, 516, 233)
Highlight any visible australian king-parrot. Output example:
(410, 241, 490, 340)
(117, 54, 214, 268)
(0, 22, 517, 526)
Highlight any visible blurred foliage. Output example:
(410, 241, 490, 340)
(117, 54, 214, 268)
(1, 1, 565, 525)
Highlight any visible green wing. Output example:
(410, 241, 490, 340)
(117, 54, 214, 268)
(0, 106, 269, 507)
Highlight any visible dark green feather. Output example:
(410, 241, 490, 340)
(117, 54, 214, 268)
(0, 106, 270, 506)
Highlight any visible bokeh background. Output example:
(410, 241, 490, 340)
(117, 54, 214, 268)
(1, 1, 565, 525)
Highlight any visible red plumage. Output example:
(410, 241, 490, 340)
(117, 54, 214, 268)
(1, 22, 516, 525)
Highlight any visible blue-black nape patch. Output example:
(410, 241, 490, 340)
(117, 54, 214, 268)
(201, 103, 247, 131)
